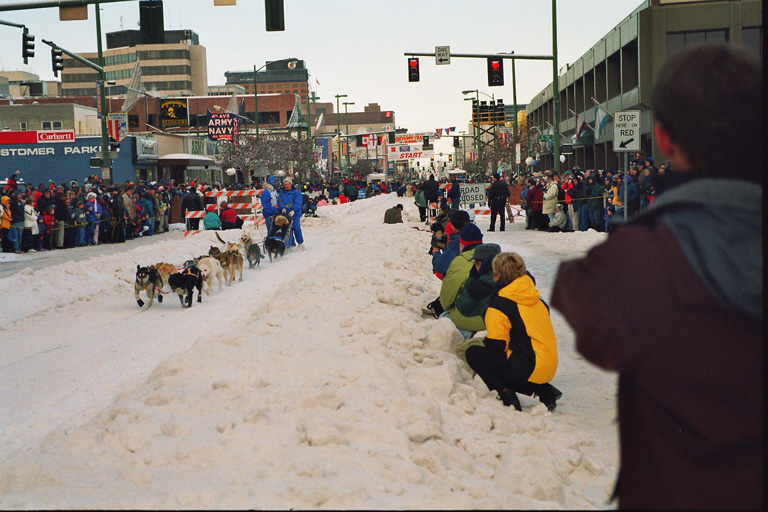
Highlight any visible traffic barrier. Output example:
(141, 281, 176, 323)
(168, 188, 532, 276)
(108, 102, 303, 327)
(184, 191, 264, 236)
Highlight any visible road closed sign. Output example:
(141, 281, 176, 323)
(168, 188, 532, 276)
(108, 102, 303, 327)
(459, 183, 486, 205)
(613, 110, 640, 152)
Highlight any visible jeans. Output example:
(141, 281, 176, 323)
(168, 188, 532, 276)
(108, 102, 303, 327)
(9, 222, 24, 252)
(75, 226, 86, 246)
(450, 196, 460, 210)
(577, 203, 590, 231)
(439, 310, 474, 340)
(588, 208, 603, 230)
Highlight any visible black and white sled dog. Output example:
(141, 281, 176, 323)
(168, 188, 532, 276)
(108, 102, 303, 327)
(135, 265, 164, 308)
(168, 267, 203, 308)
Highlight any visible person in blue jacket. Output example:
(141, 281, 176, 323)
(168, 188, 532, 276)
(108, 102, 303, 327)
(277, 176, 304, 249)
(260, 176, 280, 231)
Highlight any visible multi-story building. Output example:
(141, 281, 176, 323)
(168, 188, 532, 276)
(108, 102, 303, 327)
(225, 59, 309, 102)
(60, 29, 208, 98)
(0, 71, 61, 99)
(525, 0, 762, 171)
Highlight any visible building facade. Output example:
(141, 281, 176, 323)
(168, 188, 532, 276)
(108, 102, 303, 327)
(525, 0, 762, 172)
(225, 59, 309, 102)
(60, 29, 208, 99)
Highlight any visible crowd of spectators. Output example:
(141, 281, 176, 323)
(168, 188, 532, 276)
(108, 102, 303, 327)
(520, 153, 663, 233)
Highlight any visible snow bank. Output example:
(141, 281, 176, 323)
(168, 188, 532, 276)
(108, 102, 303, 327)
(0, 194, 617, 509)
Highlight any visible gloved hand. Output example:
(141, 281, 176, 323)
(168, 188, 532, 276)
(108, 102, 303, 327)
(281, 209, 287, 214)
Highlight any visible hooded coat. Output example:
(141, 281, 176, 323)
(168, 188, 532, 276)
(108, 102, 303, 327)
(483, 274, 558, 384)
(551, 177, 762, 509)
(440, 245, 485, 332)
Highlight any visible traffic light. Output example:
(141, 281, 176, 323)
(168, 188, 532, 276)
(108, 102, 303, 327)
(453, 136, 460, 148)
(448, 154, 453, 161)
(22, 28, 35, 64)
(407, 57, 420, 82)
(471, 99, 478, 124)
(487, 57, 504, 87)
(495, 99, 506, 124)
(265, 0, 285, 31)
(479, 101, 489, 124)
(51, 48, 64, 77)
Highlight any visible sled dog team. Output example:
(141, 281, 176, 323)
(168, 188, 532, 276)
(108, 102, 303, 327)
(134, 229, 282, 309)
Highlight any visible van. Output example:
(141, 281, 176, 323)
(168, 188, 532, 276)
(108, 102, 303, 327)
(366, 173, 386, 185)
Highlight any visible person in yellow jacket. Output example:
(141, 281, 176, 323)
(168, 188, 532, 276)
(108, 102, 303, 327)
(465, 252, 562, 411)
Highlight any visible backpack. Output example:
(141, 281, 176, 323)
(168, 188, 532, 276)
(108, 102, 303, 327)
(455, 267, 497, 319)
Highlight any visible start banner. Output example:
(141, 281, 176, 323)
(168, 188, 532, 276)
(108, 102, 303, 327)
(387, 145, 435, 160)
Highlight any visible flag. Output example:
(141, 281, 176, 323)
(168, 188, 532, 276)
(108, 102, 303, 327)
(315, 112, 324, 131)
(576, 121, 587, 140)
(315, 78, 320, 86)
(595, 104, 611, 141)
(121, 59, 144, 112)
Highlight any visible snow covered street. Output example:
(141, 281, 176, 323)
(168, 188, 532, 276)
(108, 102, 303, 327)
(0, 194, 618, 509)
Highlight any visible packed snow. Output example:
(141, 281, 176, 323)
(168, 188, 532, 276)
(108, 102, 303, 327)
(0, 194, 618, 509)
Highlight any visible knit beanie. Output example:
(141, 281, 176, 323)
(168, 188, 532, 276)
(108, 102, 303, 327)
(459, 223, 483, 245)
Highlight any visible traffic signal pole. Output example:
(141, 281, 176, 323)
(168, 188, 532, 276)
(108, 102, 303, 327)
(404, 47, 562, 174)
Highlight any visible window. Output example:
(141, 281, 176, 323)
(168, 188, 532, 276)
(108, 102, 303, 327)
(19, 122, 28, 131)
(666, 29, 728, 56)
(128, 115, 140, 128)
(742, 27, 762, 59)
(42, 121, 63, 130)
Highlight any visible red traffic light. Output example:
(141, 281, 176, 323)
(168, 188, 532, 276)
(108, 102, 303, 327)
(491, 60, 500, 70)
(407, 57, 420, 82)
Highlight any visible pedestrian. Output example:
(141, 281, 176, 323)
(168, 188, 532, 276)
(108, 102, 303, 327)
(413, 183, 427, 223)
(464, 251, 561, 411)
(486, 173, 510, 232)
(278, 176, 304, 250)
(383, 204, 404, 224)
(446, 176, 462, 210)
(551, 44, 762, 509)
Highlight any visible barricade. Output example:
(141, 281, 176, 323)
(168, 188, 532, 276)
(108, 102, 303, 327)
(184, 189, 265, 236)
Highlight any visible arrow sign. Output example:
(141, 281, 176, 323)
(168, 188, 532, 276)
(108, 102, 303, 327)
(435, 46, 450, 66)
(613, 110, 640, 152)
(619, 137, 635, 149)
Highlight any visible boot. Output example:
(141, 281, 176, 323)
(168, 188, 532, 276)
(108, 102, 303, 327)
(498, 389, 522, 411)
(533, 383, 562, 411)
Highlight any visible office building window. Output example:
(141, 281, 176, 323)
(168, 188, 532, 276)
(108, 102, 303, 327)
(666, 29, 728, 56)
(742, 27, 762, 59)
(42, 121, 63, 130)
(19, 122, 28, 131)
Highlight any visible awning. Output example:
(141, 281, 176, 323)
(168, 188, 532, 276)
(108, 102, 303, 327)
(158, 153, 220, 168)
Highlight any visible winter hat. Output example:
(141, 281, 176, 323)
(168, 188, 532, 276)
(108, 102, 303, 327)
(444, 222, 458, 236)
(207, 205, 216, 212)
(87, 192, 97, 200)
(267, 176, 276, 185)
(449, 210, 470, 231)
(459, 223, 483, 246)
(470, 243, 501, 262)
(284, 176, 293, 184)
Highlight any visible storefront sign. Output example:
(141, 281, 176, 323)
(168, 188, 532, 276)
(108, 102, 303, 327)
(206, 110, 238, 141)
(160, 99, 189, 128)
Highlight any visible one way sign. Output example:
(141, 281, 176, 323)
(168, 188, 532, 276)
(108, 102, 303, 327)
(435, 46, 450, 65)
(613, 110, 640, 152)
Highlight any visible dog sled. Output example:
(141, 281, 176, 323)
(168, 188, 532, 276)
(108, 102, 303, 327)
(262, 212, 294, 262)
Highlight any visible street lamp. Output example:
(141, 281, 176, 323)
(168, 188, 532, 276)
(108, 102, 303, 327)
(343, 101, 354, 168)
(254, 58, 297, 139)
(334, 94, 347, 177)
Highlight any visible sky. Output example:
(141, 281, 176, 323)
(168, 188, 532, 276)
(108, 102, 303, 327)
(0, 194, 619, 508)
(1, 0, 644, 135)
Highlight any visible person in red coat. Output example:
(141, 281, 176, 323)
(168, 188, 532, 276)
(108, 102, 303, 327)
(219, 201, 239, 230)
